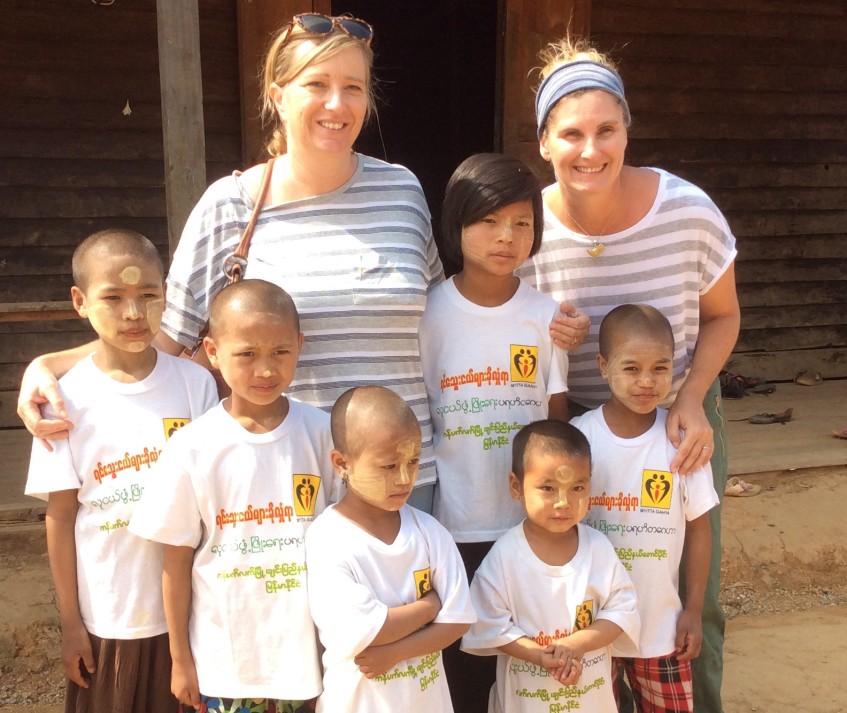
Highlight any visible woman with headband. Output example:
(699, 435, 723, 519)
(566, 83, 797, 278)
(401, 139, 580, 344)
(516, 38, 739, 712)
(17, 14, 443, 510)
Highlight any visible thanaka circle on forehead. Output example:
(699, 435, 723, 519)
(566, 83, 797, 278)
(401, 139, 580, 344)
(554, 464, 576, 485)
(119, 266, 141, 285)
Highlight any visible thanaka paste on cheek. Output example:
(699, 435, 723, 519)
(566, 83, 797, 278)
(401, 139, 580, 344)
(146, 297, 164, 334)
(119, 266, 141, 285)
(346, 462, 390, 503)
(396, 436, 420, 486)
(86, 303, 118, 339)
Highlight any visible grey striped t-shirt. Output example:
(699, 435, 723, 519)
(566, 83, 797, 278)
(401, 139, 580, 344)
(516, 169, 737, 409)
(161, 154, 444, 484)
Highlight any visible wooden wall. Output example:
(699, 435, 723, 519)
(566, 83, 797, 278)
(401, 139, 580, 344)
(0, 0, 243, 426)
(590, 0, 847, 380)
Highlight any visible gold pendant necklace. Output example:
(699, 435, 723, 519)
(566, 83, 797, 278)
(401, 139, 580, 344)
(566, 182, 622, 258)
(586, 241, 605, 257)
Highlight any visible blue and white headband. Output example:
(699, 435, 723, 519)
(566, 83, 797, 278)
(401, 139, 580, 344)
(535, 60, 631, 138)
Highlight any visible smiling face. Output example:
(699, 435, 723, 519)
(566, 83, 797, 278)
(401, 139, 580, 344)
(71, 253, 165, 355)
(460, 200, 536, 279)
(336, 421, 422, 513)
(540, 89, 628, 196)
(204, 309, 303, 414)
(271, 42, 369, 157)
(598, 332, 674, 416)
(511, 451, 591, 535)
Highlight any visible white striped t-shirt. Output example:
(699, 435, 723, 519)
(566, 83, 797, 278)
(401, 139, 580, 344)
(516, 169, 737, 409)
(161, 154, 444, 484)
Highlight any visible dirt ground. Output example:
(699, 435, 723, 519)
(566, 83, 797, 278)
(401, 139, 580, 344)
(1, 466, 846, 712)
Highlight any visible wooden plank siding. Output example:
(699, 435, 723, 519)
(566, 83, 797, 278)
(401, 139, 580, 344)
(587, 1, 847, 379)
(0, 0, 243, 426)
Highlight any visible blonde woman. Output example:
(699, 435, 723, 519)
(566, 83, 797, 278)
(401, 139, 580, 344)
(517, 38, 740, 713)
(19, 14, 443, 511)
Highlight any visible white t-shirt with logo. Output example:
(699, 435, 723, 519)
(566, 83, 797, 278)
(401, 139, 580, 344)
(306, 505, 476, 713)
(129, 399, 339, 700)
(571, 407, 719, 658)
(419, 278, 568, 542)
(25, 351, 217, 639)
(462, 523, 639, 713)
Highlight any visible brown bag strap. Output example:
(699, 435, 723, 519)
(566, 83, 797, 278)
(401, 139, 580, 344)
(223, 156, 276, 282)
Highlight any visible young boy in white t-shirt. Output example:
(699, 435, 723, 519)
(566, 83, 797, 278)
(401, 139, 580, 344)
(130, 279, 339, 713)
(305, 385, 476, 713)
(25, 229, 218, 712)
(462, 420, 640, 713)
(571, 304, 719, 711)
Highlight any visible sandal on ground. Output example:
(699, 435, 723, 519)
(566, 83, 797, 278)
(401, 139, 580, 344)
(719, 370, 761, 399)
(751, 382, 776, 395)
(725, 477, 762, 497)
(730, 407, 794, 424)
(833, 427, 847, 440)
(794, 370, 823, 386)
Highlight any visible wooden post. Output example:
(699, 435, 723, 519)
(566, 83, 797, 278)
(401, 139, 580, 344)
(236, 0, 332, 167)
(156, 0, 207, 258)
(501, 0, 591, 178)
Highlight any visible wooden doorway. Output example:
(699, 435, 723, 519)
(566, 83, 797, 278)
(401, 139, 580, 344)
(335, 1, 501, 271)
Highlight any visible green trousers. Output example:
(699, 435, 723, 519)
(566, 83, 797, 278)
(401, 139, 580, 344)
(681, 378, 727, 712)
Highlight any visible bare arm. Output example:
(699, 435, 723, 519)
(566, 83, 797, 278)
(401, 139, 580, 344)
(18, 332, 188, 447)
(17, 343, 98, 447)
(355, 622, 469, 679)
(368, 589, 441, 646)
(676, 512, 712, 660)
(668, 264, 740, 474)
(548, 392, 569, 422)
(163, 544, 201, 709)
(46, 489, 95, 687)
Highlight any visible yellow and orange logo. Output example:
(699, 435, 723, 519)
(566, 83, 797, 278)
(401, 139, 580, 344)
(292, 475, 321, 517)
(510, 344, 539, 383)
(414, 568, 432, 599)
(641, 470, 673, 510)
(574, 600, 594, 631)
(162, 418, 189, 440)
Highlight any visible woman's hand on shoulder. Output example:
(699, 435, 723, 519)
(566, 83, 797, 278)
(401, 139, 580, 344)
(17, 357, 73, 450)
(550, 302, 590, 352)
(666, 393, 714, 475)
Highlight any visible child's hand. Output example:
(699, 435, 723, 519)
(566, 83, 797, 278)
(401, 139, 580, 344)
(354, 643, 400, 679)
(674, 609, 703, 661)
(541, 642, 583, 685)
(60, 621, 95, 688)
(171, 657, 201, 709)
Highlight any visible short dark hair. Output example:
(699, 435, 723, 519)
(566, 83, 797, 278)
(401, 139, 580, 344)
(72, 229, 163, 291)
(331, 385, 419, 456)
(598, 304, 674, 358)
(208, 279, 300, 338)
(441, 153, 544, 270)
(511, 419, 591, 483)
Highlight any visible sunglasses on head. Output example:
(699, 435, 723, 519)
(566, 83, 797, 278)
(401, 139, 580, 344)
(283, 13, 374, 46)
